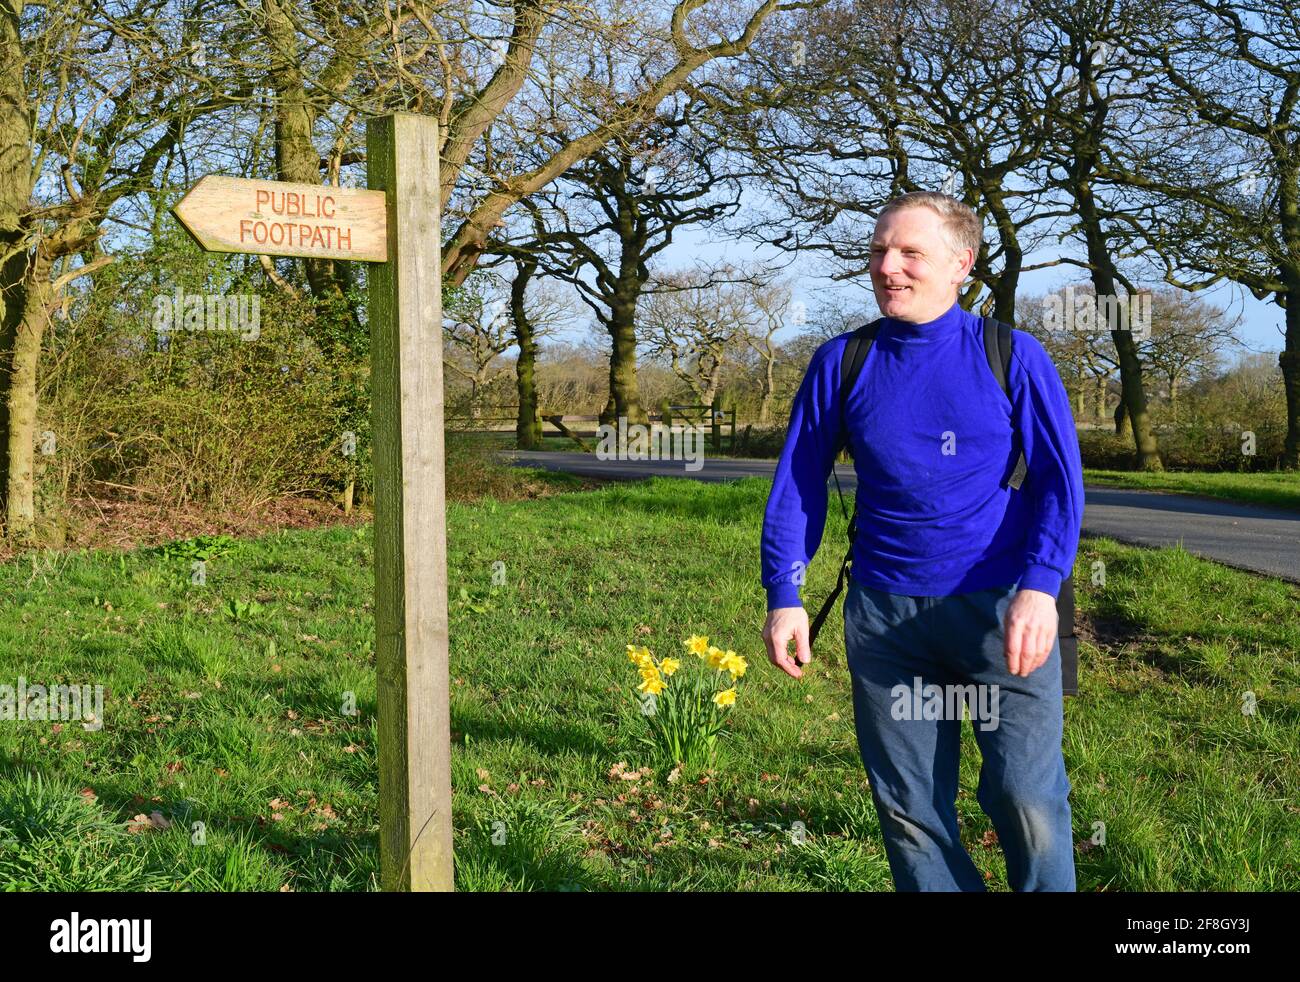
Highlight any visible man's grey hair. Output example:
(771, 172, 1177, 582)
(878, 192, 983, 260)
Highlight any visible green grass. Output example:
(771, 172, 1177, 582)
(1081, 469, 1300, 514)
(0, 475, 1296, 890)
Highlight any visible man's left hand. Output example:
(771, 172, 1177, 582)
(1003, 588, 1058, 678)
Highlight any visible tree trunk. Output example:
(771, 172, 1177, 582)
(1281, 283, 1300, 470)
(0, 0, 33, 538)
(1066, 53, 1161, 471)
(701, 378, 719, 410)
(1114, 397, 1131, 440)
(600, 297, 648, 426)
(263, 0, 358, 340)
(510, 258, 542, 449)
(984, 187, 1022, 324)
(1076, 175, 1161, 470)
(1111, 329, 1159, 468)
(759, 349, 774, 425)
(4, 267, 49, 543)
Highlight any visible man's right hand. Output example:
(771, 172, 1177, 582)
(763, 606, 812, 679)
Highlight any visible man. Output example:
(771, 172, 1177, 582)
(760, 192, 1084, 892)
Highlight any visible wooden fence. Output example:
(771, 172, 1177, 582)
(446, 394, 738, 452)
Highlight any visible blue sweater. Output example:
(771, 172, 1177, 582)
(760, 299, 1084, 610)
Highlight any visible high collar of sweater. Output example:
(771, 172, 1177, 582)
(879, 299, 967, 341)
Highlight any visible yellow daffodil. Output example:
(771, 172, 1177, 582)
(660, 657, 681, 676)
(640, 665, 661, 683)
(707, 646, 728, 670)
(685, 635, 710, 658)
(713, 687, 737, 708)
(721, 652, 748, 679)
(639, 675, 666, 695)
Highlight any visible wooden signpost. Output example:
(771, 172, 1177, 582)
(173, 113, 452, 892)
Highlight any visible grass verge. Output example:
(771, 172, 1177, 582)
(0, 476, 1295, 890)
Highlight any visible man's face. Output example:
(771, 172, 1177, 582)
(869, 206, 973, 323)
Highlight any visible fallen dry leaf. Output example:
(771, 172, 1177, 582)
(127, 811, 171, 833)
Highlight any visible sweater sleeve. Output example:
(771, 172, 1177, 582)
(760, 338, 846, 610)
(1007, 331, 1085, 599)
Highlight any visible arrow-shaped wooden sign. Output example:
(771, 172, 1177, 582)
(172, 175, 388, 262)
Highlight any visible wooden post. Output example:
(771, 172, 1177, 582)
(711, 394, 721, 453)
(367, 113, 453, 892)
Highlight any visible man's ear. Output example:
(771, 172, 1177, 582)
(953, 247, 975, 285)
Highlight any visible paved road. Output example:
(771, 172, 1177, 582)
(503, 450, 1300, 584)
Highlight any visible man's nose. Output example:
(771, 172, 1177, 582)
(876, 249, 902, 276)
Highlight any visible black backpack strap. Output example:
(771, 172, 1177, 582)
(982, 316, 1028, 490)
(808, 518, 854, 650)
(834, 321, 879, 457)
(809, 320, 881, 651)
(983, 315, 1078, 697)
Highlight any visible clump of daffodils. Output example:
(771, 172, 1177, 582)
(626, 635, 747, 772)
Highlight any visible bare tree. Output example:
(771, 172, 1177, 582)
(639, 263, 763, 407)
(739, 276, 797, 424)
(1106, 0, 1300, 468)
(505, 98, 751, 424)
(1142, 288, 1241, 419)
(429, 0, 828, 287)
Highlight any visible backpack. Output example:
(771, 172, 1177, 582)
(806, 315, 1080, 698)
